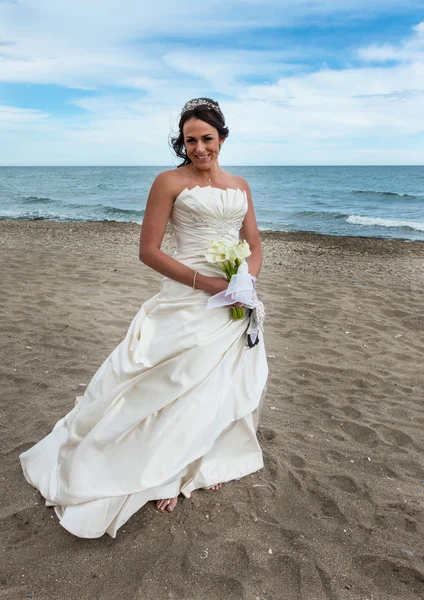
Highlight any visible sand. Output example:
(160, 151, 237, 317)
(1, 220, 423, 600)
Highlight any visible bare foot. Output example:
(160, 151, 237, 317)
(155, 496, 178, 512)
(209, 483, 223, 490)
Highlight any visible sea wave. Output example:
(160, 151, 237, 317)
(22, 195, 53, 204)
(294, 210, 347, 221)
(0, 204, 145, 223)
(347, 215, 424, 232)
(101, 205, 144, 219)
(0, 209, 84, 221)
(352, 190, 416, 199)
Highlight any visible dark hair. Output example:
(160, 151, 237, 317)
(170, 98, 229, 167)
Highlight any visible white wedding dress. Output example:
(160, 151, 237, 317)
(20, 186, 268, 538)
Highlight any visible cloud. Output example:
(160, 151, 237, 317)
(238, 61, 424, 138)
(1, 3, 424, 164)
(0, 0, 422, 87)
(163, 50, 303, 95)
(0, 104, 48, 125)
(357, 21, 424, 62)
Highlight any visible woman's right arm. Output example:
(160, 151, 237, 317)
(139, 173, 227, 296)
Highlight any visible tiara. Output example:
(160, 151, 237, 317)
(181, 98, 222, 115)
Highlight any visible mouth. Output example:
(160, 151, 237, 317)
(194, 154, 211, 162)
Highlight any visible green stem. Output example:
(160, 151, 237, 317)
(231, 306, 245, 320)
(221, 266, 231, 281)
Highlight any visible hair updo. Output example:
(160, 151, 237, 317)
(170, 97, 229, 167)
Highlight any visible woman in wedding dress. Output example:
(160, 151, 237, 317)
(19, 97, 268, 538)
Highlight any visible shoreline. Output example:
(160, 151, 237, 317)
(2, 219, 424, 287)
(2, 217, 424, 244)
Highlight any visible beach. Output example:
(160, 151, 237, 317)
(1, 219, 424, 600)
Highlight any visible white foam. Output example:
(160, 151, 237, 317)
(347, 215, 424, 232)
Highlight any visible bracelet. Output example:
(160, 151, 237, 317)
(192, 271, 199, 290)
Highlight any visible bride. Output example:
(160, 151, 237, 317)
(19, 97, 269, 538)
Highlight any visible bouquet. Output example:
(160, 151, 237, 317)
(204, 239, 252, 320)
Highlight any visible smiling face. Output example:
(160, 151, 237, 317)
(183, 117, 224, 171)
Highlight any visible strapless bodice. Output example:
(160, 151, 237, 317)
(170, 186, 247, 259)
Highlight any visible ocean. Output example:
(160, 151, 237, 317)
(0, 166, 423, 241)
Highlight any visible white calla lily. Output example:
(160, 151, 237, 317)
(204, 239, 252, 320)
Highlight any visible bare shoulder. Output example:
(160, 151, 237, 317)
(150, 168, 190, 199)
(232, 175, 251, 196)
(216, 170, 251, 195)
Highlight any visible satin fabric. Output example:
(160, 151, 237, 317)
(19, 186, 269, 538)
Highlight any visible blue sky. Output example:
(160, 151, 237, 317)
(1, 0, 424, 165)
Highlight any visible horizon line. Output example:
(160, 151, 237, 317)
(0, 164, 423, 168)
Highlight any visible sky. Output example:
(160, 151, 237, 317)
(1, 0, 424, 166)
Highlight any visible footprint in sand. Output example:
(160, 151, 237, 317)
(339, 405, 362, 419)
(258, 427, 277, 443)
(329, 475, 359, 494)
(308, 488, 347, 523)
(288, 454, 306, 469)
(340, 420, 378, 444)
(376, 425, 414, 448)
(354, 555, 424, 597)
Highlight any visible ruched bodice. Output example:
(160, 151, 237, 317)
(171, 186, 247, 259)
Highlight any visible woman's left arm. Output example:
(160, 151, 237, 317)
(239, 182, 263, 278)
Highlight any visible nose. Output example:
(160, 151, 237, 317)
(195, 140, 206, 154)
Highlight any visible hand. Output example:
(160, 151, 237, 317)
(197, 275, 228, 296)
(196, 275, 244, 309)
